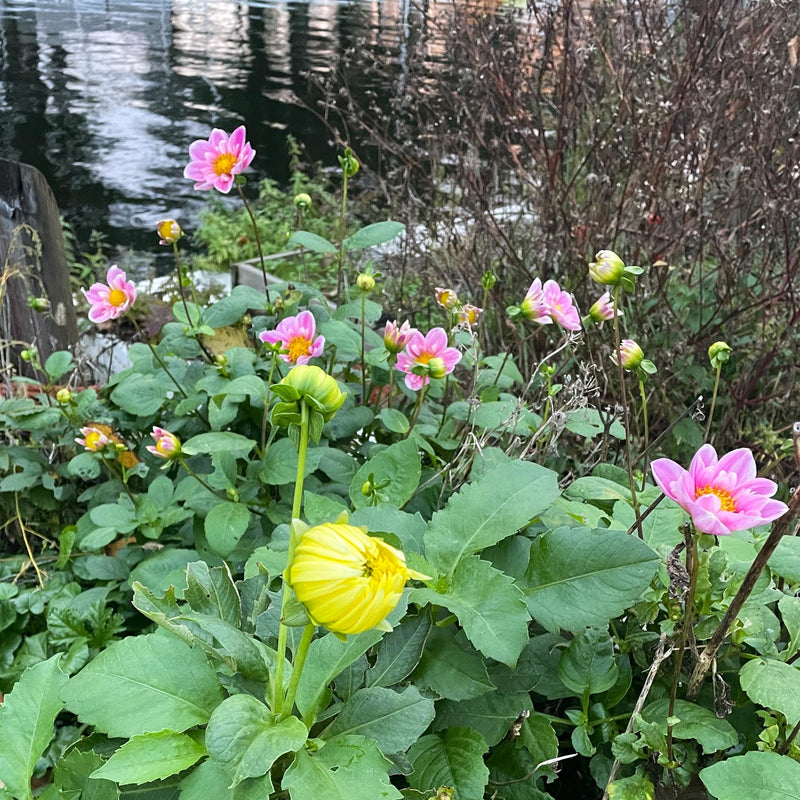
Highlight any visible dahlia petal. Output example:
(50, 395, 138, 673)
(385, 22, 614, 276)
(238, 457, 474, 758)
(716, 448, 757, 481)
(687, 502, 731, 536)
(228, 125, 246, 153)
(424, 327, 449, 353)
(738, 477, 779, 497)
(404, 372, 427, 391)
(208, 128, 228, 149)
(650, 458, 686, 502)
(689, 444, 719, 478)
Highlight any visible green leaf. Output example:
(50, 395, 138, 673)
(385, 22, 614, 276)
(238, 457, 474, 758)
(412, 556, 529, 667)
(0, 655, 67, 800)
(205, 695, 308, 787)
(205, 502, 251, 557)
(740, 657, 800, 724)
(413, 627, 495, 701)
(522, 527, 660, 633)
(349, 439, 421, 510)
(67, 451, 102, 481)
(424, 460, 560, 575)
(62, 633, 225, 737)
(53, 747, 118, 800)
(91, 731, 206, 785)
(378, 408, 410, 434)
(518, 713, 559, 768)
(607, 771, 655, 800)
(564, 476, 631, 503)
(181, 432, 257, 458)
(342, 221, 405, 250)
(294, 630, 386, 719)
(322, 686, 435, 755)
(433, 691, 532, 747)
(203, 285, 269, 328)
(184, 562, 241, 627)
(44, 350, 75, 381)
(283, 735, 402, 800)
(557, 627, 618, 697)
(769, 537, 800, 583)
(641, 699, 738, 754)
(287, 230, 337, 253)
(179, 760, 234, 800)
(110, 375, 167, 416)
(365, 613, 432, 688)
(261, 439, 325, 485)
(406, 728, 489, 800)
(701, 751, 800, 800)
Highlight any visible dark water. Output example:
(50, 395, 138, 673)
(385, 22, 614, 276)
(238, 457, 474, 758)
(0, 0, 426, 268)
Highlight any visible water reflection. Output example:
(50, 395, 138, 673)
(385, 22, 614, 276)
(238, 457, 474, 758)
(0, 0, 418, 264)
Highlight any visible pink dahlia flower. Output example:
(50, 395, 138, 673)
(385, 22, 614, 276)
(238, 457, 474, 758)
(147, 427, 181, 460)
(458, 304, 483, 326)
(651, 444, 788, 537)
(75, 425, 112, 452)
(259, 310, 325, 365)
(542, 280, 581, 331)
(82, 266, 137, 323)
(519, 278, 552, 324)
(183, 125, 255, 194)
(396, 327, 461, 391)
(384, 320, 417, 354)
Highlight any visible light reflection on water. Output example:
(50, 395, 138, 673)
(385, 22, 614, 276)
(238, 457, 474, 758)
(0, 0, 418, 266)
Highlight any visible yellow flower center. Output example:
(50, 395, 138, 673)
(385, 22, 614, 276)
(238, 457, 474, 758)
(287, 336, 313, 362)
(696, 485, 736, 512)
(214, 152, 238, 176)
(84, 431, 103, 451)
(108, 288, 128, 307)
(415, 352, 433, 365)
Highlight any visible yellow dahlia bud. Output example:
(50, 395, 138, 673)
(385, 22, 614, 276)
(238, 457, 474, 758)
(356, 273, 376, 292)
(708, 341, 732, 369)
(286, 523, 428, 635)
(56, 388, 73, 404)
(294, 192, 312, 211)
(273, 364, 346, 423)
(435, 287, 459, 310)
(157, 219, 183, 245)
(589, 249, 625, 286)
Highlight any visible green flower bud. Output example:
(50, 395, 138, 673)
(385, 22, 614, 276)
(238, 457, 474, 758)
(708, 341, 732, 368)
(481, 270, 497, 291)
(589, 249, 625, 286)
(56, 388, 73, 404)
(294, 192, 312, 211)
(339, 148, 360, 178)
(356, 273, 376, 292)
(428, 356, 447, 380)
(274, 364, 346, 423)
(27, 296, 51, 313)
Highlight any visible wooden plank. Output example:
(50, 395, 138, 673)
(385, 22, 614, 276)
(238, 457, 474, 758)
(0, 158, 78, 379)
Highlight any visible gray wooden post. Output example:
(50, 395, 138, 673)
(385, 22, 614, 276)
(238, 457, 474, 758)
(0, 158, 78, 380)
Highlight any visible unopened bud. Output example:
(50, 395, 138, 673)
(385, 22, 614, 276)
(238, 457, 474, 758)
(27, 296, 51, 313)
(356, 273, 376, 292)
(482, 270, 497, 291)
(340, 148, 360, 178)
(156, 218, 183, 245)
(589, 249, 625, 286)
(428, 356, 447, 380)
(56, 388, 73, 404)
(708, 341, 732, 368)
(294, 193, 312, 211)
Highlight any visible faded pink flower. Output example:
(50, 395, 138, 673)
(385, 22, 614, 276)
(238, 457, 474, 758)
(183, 126, 255, 194)
(75, 425, 112, 452)
(543, 280, 581, 331)
(435, 287, 459, 310)
(518, 278, 552, 324)
(587, 291, 622, 323)
(384, 320, 417, 354)
(147, 427, 181, 460)
(651, 444, 788, 537)
(82, 266, 137, 323)
(458, 304, 483, 326)
(259, 310, 325, 365)
(396, 327, 461, 391)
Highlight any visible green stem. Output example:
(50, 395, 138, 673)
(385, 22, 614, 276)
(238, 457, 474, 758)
(273, 400, 310, 714)
(280, 623, 316, 721)
(612, 286, 641, 528)
(236, 185, 270, 303)
(260, 353, 279, 455)
(666, 529, 698, 765)
(704, 364, 722, 443)
(172, 242, 213, 363)
(638, 376, 650, 490)
(407, 383, 428, 432)
(360, 292, 367, 404)
(337, 172, 348, 298)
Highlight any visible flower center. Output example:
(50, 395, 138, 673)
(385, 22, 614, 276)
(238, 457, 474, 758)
(213, 152, 238, 176)
(85, 431, 103, 451)
(108, 288, 128, 307)
(287, 336, 313, 362)
(416, 352, 433, 365)
(696, 485, 737, 512)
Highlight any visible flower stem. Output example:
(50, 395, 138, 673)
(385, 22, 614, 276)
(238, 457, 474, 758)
(666, 527, 698, 765)
(131, 318, 188, 399)
(704, 363, 722, 443)
(236, 185, 270, 303)
(337, 171, 348, 298)
(612, 286, 642, 531)
(172, 242, 214, 363)
(273, 400, 310, 714)
(360, 292, 367, 404)
(407, 383, 428, 432)
(638, 376, 650, 490)
(280, 622, 315, 721)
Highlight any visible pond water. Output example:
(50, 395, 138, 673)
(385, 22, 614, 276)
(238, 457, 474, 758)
(0, 0, 448, 267)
